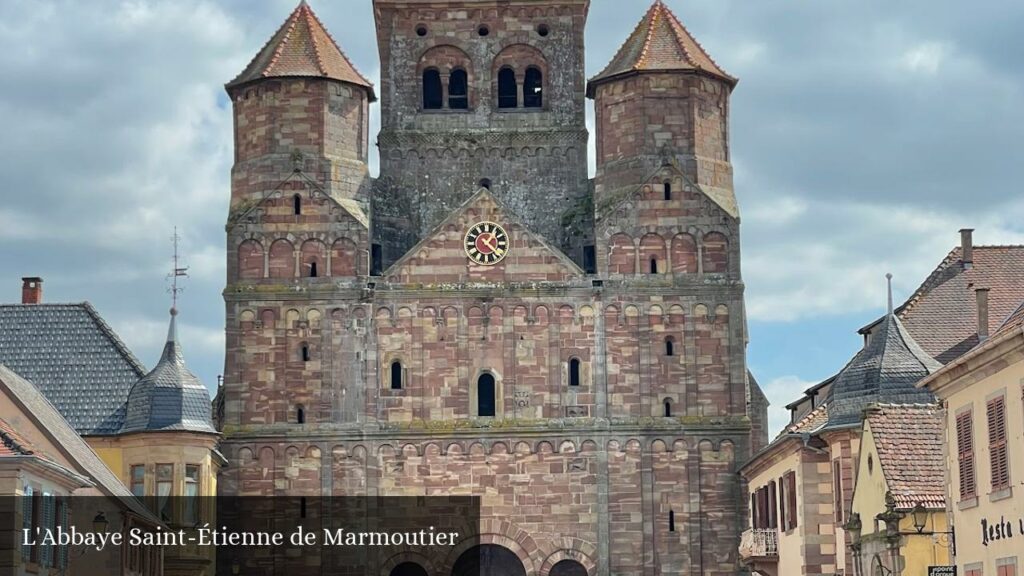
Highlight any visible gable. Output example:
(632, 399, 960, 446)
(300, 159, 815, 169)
(386, 190, 583, 284)
(228, 171, 368, 233)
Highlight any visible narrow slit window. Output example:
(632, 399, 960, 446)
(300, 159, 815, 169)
(664, 399, 672, 417)
(300, 344, 310, 362)
(390, 361, 403, 390)
(498, 67, 517, 109)
(669, 510, 675, 532)
(423, 69, 443, 110)
(583, 245, 596, 274)
(371, 244, 383, 276)
(293, 194, 302, 215)
(665, 337, 675, 357)
(569, 358, 581, 387)
(296, 405, 305, 424)
(650, 258, 659, 274)
(523, 67, 543, 108)
(477, 373, 496, 417)
(449, 68, 468, 110)
(664, 181, 672, 201)
(309, 262, 318, 278)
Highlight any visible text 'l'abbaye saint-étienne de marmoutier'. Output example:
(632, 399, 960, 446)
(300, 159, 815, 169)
(23, 525, 461, 552)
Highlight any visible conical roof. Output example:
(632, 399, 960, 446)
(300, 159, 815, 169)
(227, 0, 375, 100)
(121, 309, 216, 434)
(587, 0, 736, 97)
(824, 280, 940, 428)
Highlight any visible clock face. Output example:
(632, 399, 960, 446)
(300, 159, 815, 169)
(464, 221, 509, 266)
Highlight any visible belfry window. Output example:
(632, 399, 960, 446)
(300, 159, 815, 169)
(423, 69, 443, 110)
(523, 67, 543, 108)
(449, 68, 468, 110)
(477, 373, 496, 417)
(569, 358, 581, 387)
(390, 361, 403, 390)
(308, 262, 318, 278)
(650, 258, 659, 274)
(498, 67, 517, 109)
(293, 194, 302, 215)
(665, 337, 675, 357)
(664, 181, 672, 201)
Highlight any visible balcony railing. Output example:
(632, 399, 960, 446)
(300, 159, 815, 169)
(739, 528, 779, 560)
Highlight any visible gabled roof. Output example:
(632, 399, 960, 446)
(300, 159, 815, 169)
(227, 1, 376, 100)
(0, 303, 147, 435)
(0, 418, 36, 457)
(824, 310, 939, 428)
(863, 404, 945, 509)
(859, 245, 1024, 364)
(227, 169, 368, 231)
(0, 364, 159, 523)
(587, 0, 736, 97)
(121, 310, 216, 435)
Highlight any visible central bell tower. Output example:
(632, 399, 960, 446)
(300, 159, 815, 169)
(371, 0, 593, 267)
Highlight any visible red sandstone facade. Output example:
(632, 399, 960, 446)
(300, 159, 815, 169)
(219, 2, 766, 574)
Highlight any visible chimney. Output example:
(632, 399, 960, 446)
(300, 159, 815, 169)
(960, 228, 974, 269)
(21, 277, 43, 304)
(976, 287, 990, 342)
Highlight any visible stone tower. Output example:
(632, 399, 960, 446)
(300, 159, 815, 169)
(220, 2, 763, 574)
(371, 0, 592, 266)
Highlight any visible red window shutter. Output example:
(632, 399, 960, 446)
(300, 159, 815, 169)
(956, 411, 977, 499)
(987, 396, 1010, 491)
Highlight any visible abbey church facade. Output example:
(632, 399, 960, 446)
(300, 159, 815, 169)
(219, 1, 767, 574)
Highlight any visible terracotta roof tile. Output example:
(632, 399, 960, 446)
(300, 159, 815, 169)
(898, 246, 1024, 363)
(0, 418, 35, 457)
(227, 1, 375, 99)
(864, 404, 946, 509)
(587, 0, 736, 97)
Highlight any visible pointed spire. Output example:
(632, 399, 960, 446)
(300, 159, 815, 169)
(587, 0, 736, 97)
(227, 1, 375, 100)
(166, 307, 179, 344)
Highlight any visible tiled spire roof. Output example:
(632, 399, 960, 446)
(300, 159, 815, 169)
(121, 309, 216, 435)
(587, 0, 736, 97)
(227, 0, 375, 100)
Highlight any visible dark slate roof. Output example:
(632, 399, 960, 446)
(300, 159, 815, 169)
(859, 245, 1024, 364)
(824, 311, 940, 428)
(0, 364, 160, 524)
(863, 403, 946, 509)
(587, 0, 736, 97)
(226, 0, 376, 100)
(121, 310, 216, 434)
(0, 303, 147, 435)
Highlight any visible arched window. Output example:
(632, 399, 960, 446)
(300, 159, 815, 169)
(390, 361, 403, 390)
(550, 560, 587, 576)
(523, 66, 543, 108)
(309, 262, 318, 278)
(498, 67, 517, 109)
(665, 337, 675, 357)
(449, 68, 468, 110)
(300, 343, 310, 362)
(296, 405, 305, 424)
(423, 69, 443, 110)
(390, 563, 429, 576)
(569, 358, 581, 387)
(479, 178, 492, 190)
(664, 399, 673, 417)
(650, 258, 659, 274)
(293, 194, 302, 215)
(669, 509, 676, 532)
(477, 373, 496, 417)
(664, 181, 672, 201)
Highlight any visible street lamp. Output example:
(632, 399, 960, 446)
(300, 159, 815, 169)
(911, 502, 928, 533)
(92, 512, 109, 533)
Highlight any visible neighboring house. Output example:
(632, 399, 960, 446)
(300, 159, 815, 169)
(848, 404, 951, 576)
(0, 364, 162, 576)
(739, 281, 940, 576)
(0, 278, 222, 576)
(919, 300, 1024, 576)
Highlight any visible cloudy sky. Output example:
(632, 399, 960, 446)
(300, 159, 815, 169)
(2, 0, 1022, 437)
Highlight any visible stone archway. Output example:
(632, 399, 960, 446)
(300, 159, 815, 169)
(451, 544, 526, 576)
(549, 559, 587, 576)
(390, 562, 429, 576)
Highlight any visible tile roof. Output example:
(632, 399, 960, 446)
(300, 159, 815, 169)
(0, 364, 159, 523)
(824, 311, 939, 428)
(0, 417, 36, 457)
(587, 0, 736, 97)
(994, 299, 1024, 337)
(862, 245, 1024, 364)
(863, 403, 946, 509)
(227, 0, 375, 99)
(0, 303, 147, 435)
(122, 311, 216, 434)
(782, 403, 829, 436)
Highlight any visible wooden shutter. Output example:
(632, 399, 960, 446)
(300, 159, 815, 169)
(768, 481, 778, 528)
(786, 471, 798, 530)
(751, 493, 758, 529)
(956, 411, 977, 499)
(778, 475, 787, 530)
(987, 396, 1010, 491)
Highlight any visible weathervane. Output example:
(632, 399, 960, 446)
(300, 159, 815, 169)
(167, 227, 189, 313)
